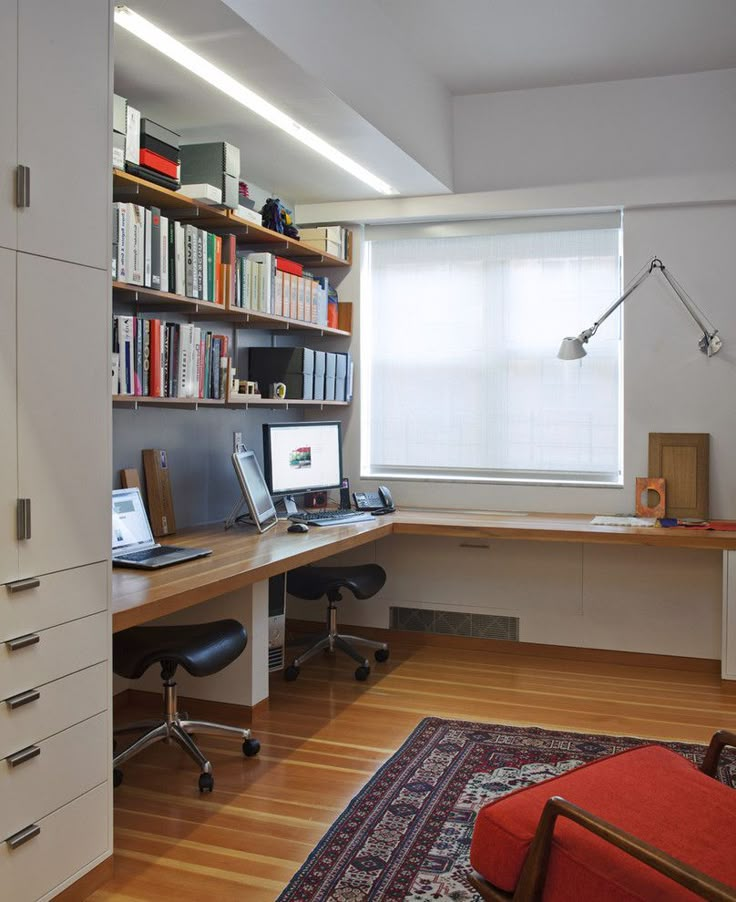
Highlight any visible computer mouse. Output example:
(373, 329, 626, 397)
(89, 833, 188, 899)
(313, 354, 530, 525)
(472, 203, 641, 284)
(288, 522, 309, 533)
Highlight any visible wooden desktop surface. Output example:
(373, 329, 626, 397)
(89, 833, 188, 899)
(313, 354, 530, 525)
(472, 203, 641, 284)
(112, 510, 736, 632)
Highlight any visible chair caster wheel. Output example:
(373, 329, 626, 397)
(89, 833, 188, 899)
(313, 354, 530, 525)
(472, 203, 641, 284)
(113, 768, 123, 788)
(374, 648, 390, 663)
(243, 738, 261, 757)
(355, 665, 370, 681)
(199, 772, 214, 793)
(285, 664, 300, 681)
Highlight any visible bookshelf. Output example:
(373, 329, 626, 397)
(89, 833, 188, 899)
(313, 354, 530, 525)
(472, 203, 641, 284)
(113, 170, 352, 267)
(112, 169, 354, 409)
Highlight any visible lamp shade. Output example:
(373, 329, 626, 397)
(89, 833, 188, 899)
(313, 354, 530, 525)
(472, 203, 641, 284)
(557, 336, 587, 360)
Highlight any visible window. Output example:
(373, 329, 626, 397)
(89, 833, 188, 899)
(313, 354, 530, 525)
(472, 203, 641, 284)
(362, 219, 622, 485)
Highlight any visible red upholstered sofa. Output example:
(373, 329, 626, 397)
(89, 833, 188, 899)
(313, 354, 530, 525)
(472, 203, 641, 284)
(470, 729, 736, 901)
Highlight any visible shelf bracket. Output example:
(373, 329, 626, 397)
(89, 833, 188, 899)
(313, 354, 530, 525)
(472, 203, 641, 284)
(162, 208, 200, 220)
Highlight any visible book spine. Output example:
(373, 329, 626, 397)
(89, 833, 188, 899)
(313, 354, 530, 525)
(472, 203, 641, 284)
(134, 316, 143, 395)
(218, 334, 228, 399)
(207, 232, 215, 302)
(127, 203, 143, 285)
(112, 205, 118, 281)
(175, 222, 185, 295)
(143, 318, 150, 395)
(211, 336, 221, 399)
(204, 332, 212, 397)
(198, 330, 206, 397)
(116, 203, 128, 282)
(178, 323, 190, 397)
(196, 229, 204, 301)
(215, 235, 223, 304)
(144, 208, 152, 288)
(185, 225, 195, 297)
(150, 319, 161, 397)
(150, 206, 161, 289)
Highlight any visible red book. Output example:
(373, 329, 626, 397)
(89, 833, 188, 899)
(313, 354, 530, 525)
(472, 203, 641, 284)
(221, 235, 237, 307)
(276, 256, 303, 277)
(139, 148, 179, 180)
(150, 319, 162, 397)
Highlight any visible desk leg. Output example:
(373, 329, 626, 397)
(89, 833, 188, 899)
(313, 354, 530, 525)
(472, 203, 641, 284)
(241, 579, 270, 707)
(722, 551, 736, 680)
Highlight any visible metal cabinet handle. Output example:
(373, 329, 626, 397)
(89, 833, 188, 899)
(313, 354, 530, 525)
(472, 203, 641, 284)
(15, 164, 30, 208)
(6, 745, 40, 768)
(6, 688, 40, 710)
(16, 498, 31, 540)
(6, 823, 40, 850)
(6, 577, 40, 594)
(6, 633, 40, 651)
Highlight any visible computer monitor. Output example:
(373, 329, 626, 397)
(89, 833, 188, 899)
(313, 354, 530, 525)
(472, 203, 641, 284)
(262, 421, 343, 505)
(226, 449, 279, 532)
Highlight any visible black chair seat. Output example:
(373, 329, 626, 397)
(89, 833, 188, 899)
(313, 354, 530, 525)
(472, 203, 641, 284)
(113, 619, 247, 680)
(287, 564, 386, 600)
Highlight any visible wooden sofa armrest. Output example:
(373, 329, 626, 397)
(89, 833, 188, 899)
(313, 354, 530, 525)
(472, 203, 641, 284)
(469, 796, 736, 902)
(701, 730, 736, 778)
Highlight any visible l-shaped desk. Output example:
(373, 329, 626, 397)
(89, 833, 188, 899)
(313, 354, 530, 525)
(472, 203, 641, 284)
(112, 510, 736, 710)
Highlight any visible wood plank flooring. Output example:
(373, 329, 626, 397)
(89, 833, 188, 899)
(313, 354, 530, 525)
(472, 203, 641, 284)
(90, 640, 736, 901)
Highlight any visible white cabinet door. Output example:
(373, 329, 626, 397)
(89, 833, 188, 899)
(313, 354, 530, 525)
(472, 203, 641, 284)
(0, 248, 18, 584)
(0, 1, 17, 252)
(16, 254, 110, 577)
(17, 0, 110, 269)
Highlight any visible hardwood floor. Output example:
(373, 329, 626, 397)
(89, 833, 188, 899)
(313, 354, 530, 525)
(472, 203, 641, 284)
(90, 639, 736, 901)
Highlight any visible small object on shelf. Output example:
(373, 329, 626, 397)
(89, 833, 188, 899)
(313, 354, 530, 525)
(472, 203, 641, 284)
(261, 197, 298, 237)
(125, 104, 140, 166)
(636, 476, 666, 518)
(270, 382, 286, 400)
(648, 432, 710, 519)
(238, 380, 260, 396)
(235, 204, 262, 225)
(180, 182, 222, 204)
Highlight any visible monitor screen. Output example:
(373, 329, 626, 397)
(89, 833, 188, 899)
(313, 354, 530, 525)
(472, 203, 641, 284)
(263, 421, 343, 496)
(231, 449, 279, 532)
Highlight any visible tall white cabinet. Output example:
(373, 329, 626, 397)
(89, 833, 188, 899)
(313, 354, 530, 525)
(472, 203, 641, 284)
(0, 1, 113, 899)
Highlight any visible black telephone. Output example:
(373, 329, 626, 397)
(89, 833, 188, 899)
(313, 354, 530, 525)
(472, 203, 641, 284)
(353, 485, 395, 513)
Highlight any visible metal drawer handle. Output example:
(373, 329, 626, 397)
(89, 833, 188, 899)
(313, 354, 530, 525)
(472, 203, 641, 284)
(6, 745, 40, 768)
(6, 823, 40, 850)
(6, 689, 40, 710)
(7, 577, 41, 594)
(6, 634, 40, 651)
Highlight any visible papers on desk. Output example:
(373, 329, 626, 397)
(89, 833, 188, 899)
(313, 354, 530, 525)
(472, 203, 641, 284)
(591, 516, 657, 527)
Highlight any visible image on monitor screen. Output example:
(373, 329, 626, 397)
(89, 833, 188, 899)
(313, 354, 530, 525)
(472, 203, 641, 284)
(263, 421, 343, 496)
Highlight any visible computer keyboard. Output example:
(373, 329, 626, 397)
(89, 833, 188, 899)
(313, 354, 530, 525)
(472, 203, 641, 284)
(117, 546, 174, 561)
(289, 510, 374, 526)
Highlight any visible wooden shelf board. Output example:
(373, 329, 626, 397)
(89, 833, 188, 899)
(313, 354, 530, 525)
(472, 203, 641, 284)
(112, 282, 228, 315)
(227, 306, 350, 336)
(113, 395, 225, 408)
(226, 397, 349, 408)
(227, 212, 350, 267)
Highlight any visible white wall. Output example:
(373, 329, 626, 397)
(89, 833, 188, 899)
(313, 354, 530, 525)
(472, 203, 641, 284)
(453, 68, 736, 193)
(291, 68, 736, 660)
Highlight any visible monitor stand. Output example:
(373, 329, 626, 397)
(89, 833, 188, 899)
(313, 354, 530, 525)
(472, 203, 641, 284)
(224, 496, 253, 530)
(282, 495, 299, 518)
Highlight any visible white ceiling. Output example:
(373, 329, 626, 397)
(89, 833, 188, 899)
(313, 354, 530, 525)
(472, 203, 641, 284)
(114, 0, 736, 203)
(374, 0, 736, 95)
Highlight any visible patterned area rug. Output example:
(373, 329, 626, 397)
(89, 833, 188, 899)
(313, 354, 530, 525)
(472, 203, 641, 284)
(277, 717, 736, 902)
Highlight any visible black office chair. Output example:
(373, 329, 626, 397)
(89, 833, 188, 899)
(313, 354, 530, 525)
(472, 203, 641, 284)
(285, 564, 389, 681)
(112, 619, 260, 793)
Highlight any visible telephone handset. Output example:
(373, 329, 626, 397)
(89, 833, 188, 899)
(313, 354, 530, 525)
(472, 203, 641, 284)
(353, 485, 395, 513)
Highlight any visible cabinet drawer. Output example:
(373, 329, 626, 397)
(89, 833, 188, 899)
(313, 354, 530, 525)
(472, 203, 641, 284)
(1, 610, 107, 700)
(0, 661, 107, 759)
(0, 712, 108, 841)
(1, 562, 107, 642)
(0, 782, 108, 902)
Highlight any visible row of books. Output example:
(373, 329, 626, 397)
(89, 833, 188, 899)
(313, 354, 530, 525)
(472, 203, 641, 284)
(112, 202, 237, 306)
(233, 251, 331, 326)
(112, 316, 229, 400)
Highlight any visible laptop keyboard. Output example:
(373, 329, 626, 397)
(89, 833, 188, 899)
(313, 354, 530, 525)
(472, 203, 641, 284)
(118, 546, 180, 562)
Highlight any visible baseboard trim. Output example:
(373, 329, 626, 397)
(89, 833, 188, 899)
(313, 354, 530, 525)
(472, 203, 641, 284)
(53, 856, 114, 902)
(121, 688, 267, 723)
(286, 618, 720, 674)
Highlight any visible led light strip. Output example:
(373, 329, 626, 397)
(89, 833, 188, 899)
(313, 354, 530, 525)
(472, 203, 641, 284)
(114, 6, 397, 195)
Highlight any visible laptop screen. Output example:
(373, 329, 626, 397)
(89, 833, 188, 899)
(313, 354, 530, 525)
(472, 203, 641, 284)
(112, 488, 155, 552)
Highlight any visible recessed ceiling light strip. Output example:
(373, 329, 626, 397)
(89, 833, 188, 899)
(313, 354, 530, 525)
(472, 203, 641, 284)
(114, 5, 397, 195)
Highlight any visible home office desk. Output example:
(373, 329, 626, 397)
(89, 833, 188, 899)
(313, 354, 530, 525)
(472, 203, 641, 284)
(112, 511, 736, 710)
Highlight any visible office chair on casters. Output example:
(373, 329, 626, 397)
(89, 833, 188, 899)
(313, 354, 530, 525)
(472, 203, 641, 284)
(112, 619, 260, 793)
(285, 564, 389, 681)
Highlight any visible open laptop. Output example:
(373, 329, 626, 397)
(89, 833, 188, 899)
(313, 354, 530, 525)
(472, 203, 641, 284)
(112, 487, 212, 569)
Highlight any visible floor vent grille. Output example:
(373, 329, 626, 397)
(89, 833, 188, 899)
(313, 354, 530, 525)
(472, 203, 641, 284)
(390, 607, 519, 641)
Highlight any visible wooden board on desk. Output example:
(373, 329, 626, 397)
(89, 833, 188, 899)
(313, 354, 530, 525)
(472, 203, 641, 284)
(649, 432, 709, 519)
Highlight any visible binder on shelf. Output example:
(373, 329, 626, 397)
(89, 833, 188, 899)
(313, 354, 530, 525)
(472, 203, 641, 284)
(140, 117, 181, 150)
(143, 449, 177, 537)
